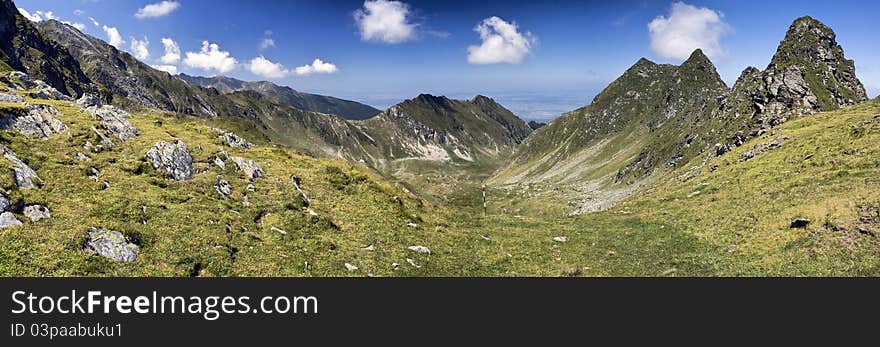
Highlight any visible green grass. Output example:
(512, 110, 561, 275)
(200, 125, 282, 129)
(1, 83, 879, 276)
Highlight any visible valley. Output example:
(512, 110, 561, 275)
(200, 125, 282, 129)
(0, 0, 878, 276)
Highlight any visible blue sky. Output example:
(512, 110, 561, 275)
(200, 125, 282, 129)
(14, 0, 880, 121)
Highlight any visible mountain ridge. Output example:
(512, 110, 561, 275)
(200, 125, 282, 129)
(177, 74, 381, 120)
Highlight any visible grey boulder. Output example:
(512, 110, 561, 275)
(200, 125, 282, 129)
(85, 227, 139, 262)
(145, 140, 195, 181)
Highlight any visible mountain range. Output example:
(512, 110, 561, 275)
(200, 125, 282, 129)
(0, 0, 878, 276)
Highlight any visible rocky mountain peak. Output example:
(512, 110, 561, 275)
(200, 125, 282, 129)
(681, 49, 713, 71)
(765, 16, 867, 109)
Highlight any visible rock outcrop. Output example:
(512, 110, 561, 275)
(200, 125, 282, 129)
(83, 105, 138, 141)
(0, 104, 67, 138)
(215, 176, 232, 199)
(213, 128, 252, 149)
(84, 227, 138, 262)
(145, 140, 195, 181)
(228, 155, 264, 181)
(0, 144, 41, 188)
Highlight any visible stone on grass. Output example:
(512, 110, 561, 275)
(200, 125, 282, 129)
(0, 212, 22, 228)
(145, 140, 195, 181)
(23, 205, 50, 222)
(85, 227, 138, 262)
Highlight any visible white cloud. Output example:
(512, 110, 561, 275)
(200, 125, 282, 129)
(248, 56, 289, 79)
(648, 2, 730, 61)
(182, 41, 238, 74)
(353, 0, 416, 44)
(102, 25, 124, 48)
(467, 16, 536, 65)
(71, 22, 86, 30)
(160, 38, 181, 64)
(135, 1, 181, 19)
(74, 9, 85, 16)
(18, 8, 42, 22)
(130, 37, 150, 60)
(152, 64, 178, 75)
(294, 58, 339, 76)
(259, 38, 276, 50)
(18, 9, 56, 22)
(89, 17, 100, 26)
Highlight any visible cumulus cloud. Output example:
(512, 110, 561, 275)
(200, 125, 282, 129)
(248, 56, 289, 79)
(102, 25, 124, 48)
(152, 64, 178, 75)
(71, 22, 86, 30)
(18, 8, 42, 21)
(182, 41, 237, 74)
(130, 37, 150, 60)
(353, 0, 416, 44)
(467, 16, 536, 65)
(648, 2, 730, 61)
(18, 9, 57, 22)
(160, 38, 181, 64)
(135, 1, 181, 19)
(294, 58, 339, 76)
(259, 38, 276, 50)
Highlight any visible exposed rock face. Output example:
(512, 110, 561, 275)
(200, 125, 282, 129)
(28, 79, 74, 101)
(0, 4, 92, 98)
(0, 92, 22, 102)
(229, 155, 264, 180)
(145, 140, 195, 181)
(23, 205, 50, 222)
(0, 144, 41, 188)
(83, 105, 138, 141)
(0, 104, 67, 138)
(215, 176, 232, 199)
(85, 227, 138, 262)
(0, 211, 21, 228)
(213, 128, 252, 149)
(721, 16, 869, 139)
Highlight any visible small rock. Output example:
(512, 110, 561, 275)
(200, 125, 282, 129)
(246, 184, 256, 192)
(0, 92, 23, 103)
(213, 156, 226, 170)
(84, 227, 138, 262)
(406, 222, 418, 228)
(790, 218, 811, 228)
(270, 227, 287, 235)
(23, 205, 50, 222)
(406, 258, 421, 268)
(407, 245, 431, 254)
(391, 262, 400, 270)
(0, 212, 22, 229)
(344, 263, 358, 272)
(362, 245, 375, 251)
(553, 236, 567, 243)
(76, 94, 101, 108)
(74, 152, 91, 161)
(215, 176, 232, 199)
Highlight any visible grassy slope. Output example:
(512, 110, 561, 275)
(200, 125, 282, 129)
(0, 91, 468, 277)
(482, 98, 880, 276)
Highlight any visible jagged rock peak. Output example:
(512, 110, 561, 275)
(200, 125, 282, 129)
(767, 15, 867, 108)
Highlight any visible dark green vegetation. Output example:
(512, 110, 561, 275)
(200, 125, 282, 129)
(178, 74, 381, 120)
(0, 0, 877, 276)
